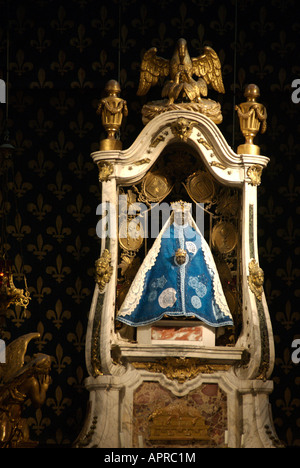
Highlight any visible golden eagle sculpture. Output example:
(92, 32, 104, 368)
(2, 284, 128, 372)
(137, 38, 225, 104)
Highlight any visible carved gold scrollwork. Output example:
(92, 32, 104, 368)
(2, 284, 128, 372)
(170, 118, 196, 142)
(210, 161, 226, 170)
(95, 249, 113, 292)
(247, 164, 263, 186)
(150, 131, 168, 148)
(133, 158, 151, 166)
(248, 258, 264, 301)
(97, 161, 113, 182)
(132, 358, 230, 383)
(197, 136, 213, 151)
(141, 101, 223, 125)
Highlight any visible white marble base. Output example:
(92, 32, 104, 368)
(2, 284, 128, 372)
(76, 368, 283, 448)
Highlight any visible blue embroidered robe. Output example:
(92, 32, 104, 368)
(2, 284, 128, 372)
(117, 218, 233, 328)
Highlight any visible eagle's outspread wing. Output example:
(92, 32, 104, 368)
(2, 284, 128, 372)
(192, 46, 225, 94)
(137, 48, 170, 96)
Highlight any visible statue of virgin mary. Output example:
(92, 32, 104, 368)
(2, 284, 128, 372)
(117, 202, 233, 328)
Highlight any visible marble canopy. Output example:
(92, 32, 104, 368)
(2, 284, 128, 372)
(76, 107, 281, 449)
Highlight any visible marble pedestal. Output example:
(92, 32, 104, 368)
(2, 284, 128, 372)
(76, 366, 282, 448)
(137, 320, 216, 347)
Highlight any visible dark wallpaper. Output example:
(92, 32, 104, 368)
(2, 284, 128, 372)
(0, 0, 299, 447)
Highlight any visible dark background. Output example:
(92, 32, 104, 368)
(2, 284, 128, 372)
(0, 0, 299, 447)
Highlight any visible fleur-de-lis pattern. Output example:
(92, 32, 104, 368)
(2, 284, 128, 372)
(0, 0, 299, 447)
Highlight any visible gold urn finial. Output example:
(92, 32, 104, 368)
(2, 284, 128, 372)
(235, 84, 267, 156)
(97, 79, 128, 151)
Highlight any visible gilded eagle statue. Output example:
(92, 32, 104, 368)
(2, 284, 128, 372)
(137, 38, 225, 104)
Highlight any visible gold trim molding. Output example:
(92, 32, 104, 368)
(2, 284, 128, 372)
(132, 358, 230, 383)
(97, 161, 113, 182)
(247, 164, 263, 186)
(248, 258, 264, 301)
(95, 249, 113, 293)
(170, 118, 196, 142)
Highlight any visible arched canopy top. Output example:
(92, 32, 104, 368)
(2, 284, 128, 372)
(91, 110, 269, 186)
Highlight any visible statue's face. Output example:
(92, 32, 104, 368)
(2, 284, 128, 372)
(175, 249, 187, 265)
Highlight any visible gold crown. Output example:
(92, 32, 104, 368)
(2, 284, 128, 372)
(171, 200, 192, 212)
